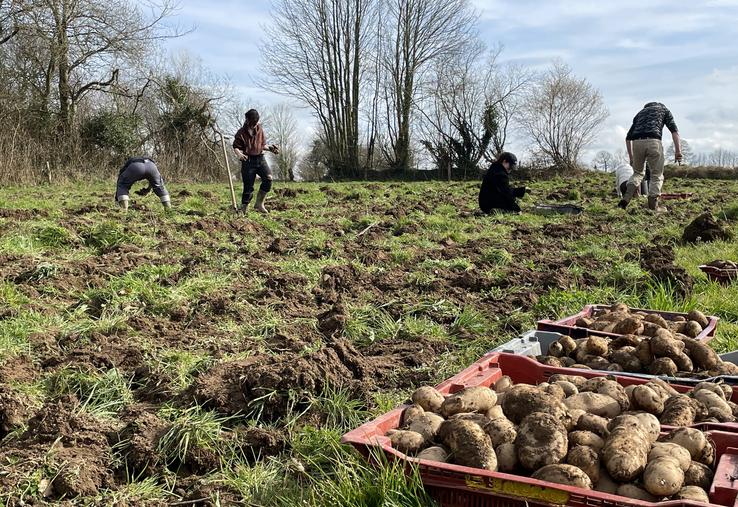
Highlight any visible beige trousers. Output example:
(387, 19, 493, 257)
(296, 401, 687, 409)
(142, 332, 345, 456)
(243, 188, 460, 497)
(629, 139, 664, 196)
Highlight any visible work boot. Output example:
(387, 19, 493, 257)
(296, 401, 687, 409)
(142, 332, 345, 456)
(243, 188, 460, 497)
(254, 191, 269, 213)
(617, 183, 638, 209)
(648, 196, 668, 213)
(118, 199, 129, 212)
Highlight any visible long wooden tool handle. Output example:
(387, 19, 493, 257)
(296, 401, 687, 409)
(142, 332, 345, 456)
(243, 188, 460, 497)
(220, 133, 238, 210)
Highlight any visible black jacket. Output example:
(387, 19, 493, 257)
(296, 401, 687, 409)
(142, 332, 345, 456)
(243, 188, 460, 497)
(626, 102, 678, 141)
(479, 162, 526, 213)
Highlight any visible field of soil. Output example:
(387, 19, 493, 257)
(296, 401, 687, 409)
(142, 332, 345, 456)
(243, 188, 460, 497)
(1, 174, 738, 505)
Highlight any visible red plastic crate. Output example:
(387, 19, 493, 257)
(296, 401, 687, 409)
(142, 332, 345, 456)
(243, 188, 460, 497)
(342, 352, 738, 507)
(537, 304, 719, 344)
(700, 265, 738, 285)
(660, 193, 694, 201)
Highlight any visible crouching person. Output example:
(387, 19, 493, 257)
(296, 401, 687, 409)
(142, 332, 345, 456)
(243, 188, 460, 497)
(115, 157, 171, 211)
(479, 152, 526, 214)
(232, 109, 279, 213)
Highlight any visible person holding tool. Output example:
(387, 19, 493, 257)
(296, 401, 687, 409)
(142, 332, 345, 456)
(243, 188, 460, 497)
(478, 152, 527, 214)
(232, 109, 279, 213)
(619, 102, 681, 212)
(115, 156, 171, 211)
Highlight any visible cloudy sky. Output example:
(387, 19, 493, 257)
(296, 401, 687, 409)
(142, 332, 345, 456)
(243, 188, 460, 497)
(159, 0, 738, 161)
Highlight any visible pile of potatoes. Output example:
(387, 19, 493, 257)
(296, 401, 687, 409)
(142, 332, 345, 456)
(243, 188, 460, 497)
(388, 375, 728, 503)
(536, 303, 738, 378)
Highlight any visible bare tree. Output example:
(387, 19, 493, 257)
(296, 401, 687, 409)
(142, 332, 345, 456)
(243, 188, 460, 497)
(592, 150, 615, 172)
(262, 0, 375, 178)
(519, 60, 608, 170)
(263, 103, 302, 181)
(666, 139, 693, 164)
(0, 0, 34, 45)
(383, 0, 477, 173)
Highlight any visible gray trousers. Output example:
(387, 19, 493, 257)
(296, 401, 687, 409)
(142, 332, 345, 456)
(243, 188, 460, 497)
(116, 158, 170, 202)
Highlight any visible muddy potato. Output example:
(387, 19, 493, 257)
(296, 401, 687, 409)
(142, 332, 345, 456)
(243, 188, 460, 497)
(616, 484, 657, 502)
(441, 386, 497, 417)
(650, 333, 684, 357)
(570, 363, 593, 370)
(576, 317, 595, 328)
(567, 409, 585, 427)
(541, 383, 566, 401)
(672, 352, 694, 373)
(611, 335, 641, 348)
(696, 439, 715, 467)
(501, 384, 568, 424)
(537, 355, 564, 367)
(407, 413, 445, 442)
(695, 382, 727, 399)
(566, 445, 599, 484)
(650, 378, 680, 397)
(549, 374, 587, 389)
(606, 363, 623, 372)
(642, 322, 662, 336)
(683, 321, 703, 338)
(660, 396, 698, 426)
(684, 461, 714, 491)
(585, 356, 611, 370)
(515, 412, 568, 471)
(485, 417, 517, 447)
(602, 425, 650, 482)
(694, 388, 735, 422)
(643, 456, 684, 496)
(387, 430, 426, 454)
(632, 385, 665, 415)
(682, 338, 720, 371)
(635, 339, 654, 366)
(584, 336, 609, 356)
(675, 485, 710, 503)
(613, 317, 644, 336)
(494, 375, 513, 393)
(548, 341, 565, 358)
(662, 428, 711, 461)
(564, 392, 621, 418)
(558, 335, 578, 355)
(554, 381, 578, 397)
(649, 357, 678, 376)
(532, 464, 592, 489)
(568, 431, 605, 454)
(649, 443, 691, 471)
(411, 386, 445, 413)
(584, 378, 630, 412)
(687, 310, 709, 329)
(644, 313, 670, 329)
(438, 419, 497, 471)
(576, 413, 609, 437)
(496, 442, 518, 472)
(595, 469, 618, 494)
(560, 357, 576, 367)
(415, 446, 449, 463)
(631, 412, 660, 443)
(611, 303, 630, 313)
(610, 349, 643, 373)
(401, 404, 425, 426)
(486, 405, 504, 420)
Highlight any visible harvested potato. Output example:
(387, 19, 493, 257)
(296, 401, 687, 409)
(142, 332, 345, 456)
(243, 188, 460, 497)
(643, 456, 684, 496)
(564, 392, 621, 418)
(548, 374, 587, 389)
(576, 316, 594, 328)
(502, 385, 568, 424)
(644, 313, 670, 329)
(401, 404, 425, 426)
(602, 425, 650, 482)
(584, 356, 611, 370)
(553, 381, 578, 397)
(567, 446, 599, 484)
(694, 388, 734, 422)
(661, 428, 710, 461)
(649, 357, 678, 376)
(635, 340, 654, 366)
(548, 341, 565, 358)
(631, 412, 660, 443)
(407, 413, 444, 442)
(616, 484, 657, 502)
(569, 431, 605, 454)
(687, 310, 709, 329)
(486, 405, 504, 420)
(632, 385, 665, 415)
(576, 413, 609, 437)
(570, 364, 593, 370)
(558, 335, 578, 356)
(696, 439, 715, 467)
(560, 357, 576, 367)
(675, 485, 710, 503)
(515, 412, 568, 471)
(411, 386, 445, 413)
(532, 464, 592, 489)
(649, 443, 691, 471)
(613, 317, 644, 336)
(650, 333, 684, 357)
(611, 335, 641, 348)
(584, 336, 609, 356)
(538, 355, 564, 367)
(642, 322, 662, 336)
(672, 352, 694, 373)
(650, 378, 680, 397)
(567, 409, 585, 428)
(494, 376, 513, 393)
(611, 303, 629, 313)
(594, 469, 618, 494)
(387, 430, 426, 454)
(584, 378, 630, 412)
(542, 383, 566, 400)
(683, 321, 703, 338)
(610, 349, 643, 373)
(695, 382, 727, 399)
(660, 396, 697, 426)
(441, 386, 497, 417)
(485, 417, 517, 447)
(438, 419, 497, 471)
(416, 446, 449, 463)
(682, 338, 720, 371)
(684, 461, 714, 490)
(495, 442, 518, 473)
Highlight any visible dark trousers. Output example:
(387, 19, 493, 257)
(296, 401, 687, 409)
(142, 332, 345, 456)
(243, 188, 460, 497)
(240, 155, 273, 205)
(116, 158, 169, 201)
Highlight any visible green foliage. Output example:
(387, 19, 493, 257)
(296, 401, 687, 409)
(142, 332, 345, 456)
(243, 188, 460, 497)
(45, 367, 134, 417)
(80, 111, 141, 155)
(82, 221, 127, 251)
(481, 247, 512, 266)
(158, 405, 237, 468)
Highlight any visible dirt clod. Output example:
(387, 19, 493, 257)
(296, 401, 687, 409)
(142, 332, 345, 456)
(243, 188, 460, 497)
(683, 212, 732, 243)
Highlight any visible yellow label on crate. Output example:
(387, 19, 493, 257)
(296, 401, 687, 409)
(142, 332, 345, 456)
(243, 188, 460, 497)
(465, 475, 570, 505)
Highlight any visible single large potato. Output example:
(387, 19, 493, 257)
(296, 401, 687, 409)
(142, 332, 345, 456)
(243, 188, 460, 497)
(684, 461, 714, 491)
(411, 386, 445, 413)
(502, 384, 568, 424)
(568, 431, 605, 454)
(643, 457, 684, 496)
(407, 412, 445, 442)
(662, 428, 710, 461)
(576, 413, 609, 437)
(675, 485, 710, 503)
(485, 417, 517, 447)
(616, 484, 657, 502)
(515, 412, 568, 471)
(566, 446, 599, 484)
(601, 425, 649, 482)
(387, 430, 426, 454)
(438, 419, 497, 471)
(495, 442, 518, 473)
(649, 443, 691, 471)
(687, 310, 709, 329)
(441, 386, 497, 417)
(564, 392, 621, 418)
(531, 464, 592, 490)
(415, 446, 449, 463)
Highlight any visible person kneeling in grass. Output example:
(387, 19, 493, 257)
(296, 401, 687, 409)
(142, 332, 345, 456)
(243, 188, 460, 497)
(479, 152, 527, 214)
(115, 157, 171, 211)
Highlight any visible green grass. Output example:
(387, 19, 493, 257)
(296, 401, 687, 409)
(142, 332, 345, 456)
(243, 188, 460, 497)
(44, 367, 134, 417)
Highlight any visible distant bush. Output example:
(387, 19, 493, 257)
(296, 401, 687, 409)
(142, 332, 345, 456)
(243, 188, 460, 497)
(664, 165, 738, 180)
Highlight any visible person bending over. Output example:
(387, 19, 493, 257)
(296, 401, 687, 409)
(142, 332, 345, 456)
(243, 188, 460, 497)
(115, 157, 171, 211)
(232, 109, 279, 213)
(479, 152, 526, 214)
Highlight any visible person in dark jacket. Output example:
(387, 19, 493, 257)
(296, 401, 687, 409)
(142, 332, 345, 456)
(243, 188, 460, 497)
(479, 152, 526, 213)
(619, 102, 681, 212)
(232, 109, 279, 213)
(115, 157, 171, 212)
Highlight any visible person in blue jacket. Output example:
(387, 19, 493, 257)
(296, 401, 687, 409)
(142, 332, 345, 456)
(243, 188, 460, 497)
(479, 152, 526, 213)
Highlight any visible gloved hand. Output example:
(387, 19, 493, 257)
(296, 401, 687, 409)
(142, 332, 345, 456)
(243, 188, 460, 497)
(135, 186, 151, 197)
(268, 144, 280, 155)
